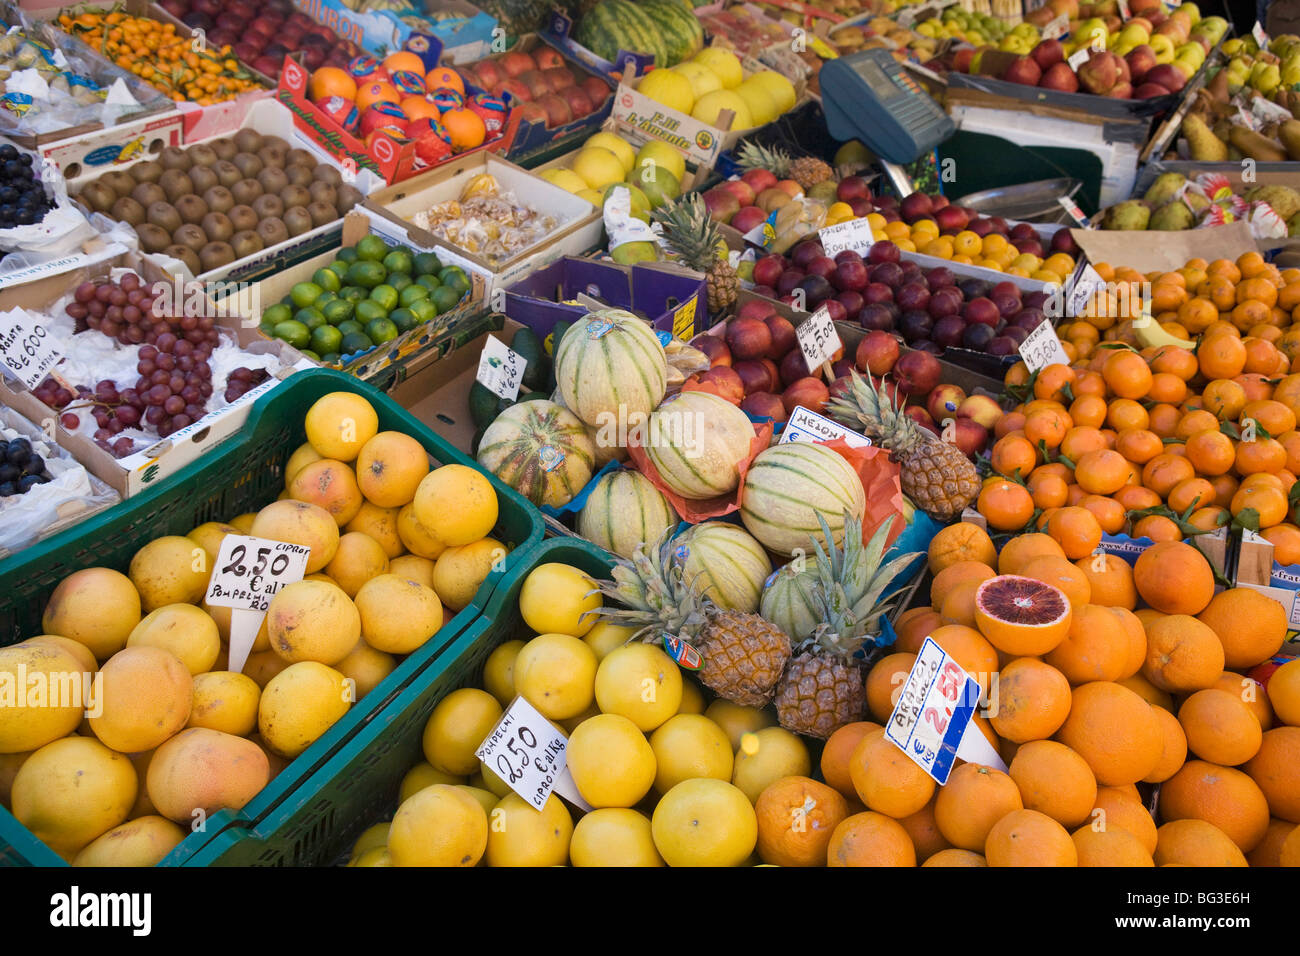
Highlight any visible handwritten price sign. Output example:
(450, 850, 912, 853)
(885, 637, 985, 784)
(0, 313, 62, 389)
(818, 217, 874, 258)
(204, 535, 311, 613)
(476, 334, 525, 400)
(796, 306, 841, 372)
(1018, 321, 1071, 374)
(476, 696, 570, 810)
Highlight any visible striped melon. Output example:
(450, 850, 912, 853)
(675, 522, 772, 614)
(477, 401, 596, 509)
(554, 308, 667, 430)
(553, 387, 627, 467)
(577, 468, 679, 558)
(644, 390, 754, 499)
(759, 563, 821, 643)
(740, 442, 867, 556)
(575, 0, 671, 66)
(639, 0, 704, 65)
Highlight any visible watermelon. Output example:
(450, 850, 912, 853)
(740, 442, 867, 556)
(638, 0, 703, 66)
(760, 563, 821, 643)
(577, 468, 679, 558)
(554, 308, 667, 430)
(575, 0, 672, 67)
(675, 522, 772, 613)
(644, 390, 754, 499)
(477, 400, 596, 508)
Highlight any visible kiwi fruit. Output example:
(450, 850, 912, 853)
(335, 184, 364, 215)
(257, 217, 288, 246)
(199, 241, 236, 273)
(230, 230, 265, 258)
(103, 170, 136, 196)
(136, 223, 172, 254)
(158, 169, 195, 203)
(147, 201, 182, 234)
(201, 211, 234, 243)
(131, 181, 166, 207)
(286, 148, 316, 168)
(311, 165, 342, 187)
(280, 184, 311, 209)
(232, 153, 264, 180)
(231, 178, 263, 206)
(252, 194, 284, 220)
(257, 144, 288, 169)
(173, 223, 209, 254)
(189, 165, 219, 194)
(188, 143, 218, 167)
(164, 244, 202, 276)
(228, 204, 259, 232)
(257, 166, 289, 195)
(233, 128, 265, 154)
(307, 180, 337, 208)
(285, 165, 314, 188)
(283, 206, 314, 237)
(212, 161, 241, 188)
(78, 180, 117, 214)
(209, 137, 238, 162)
(306, 200, 337, 228)
(260, 134, 289, 153)
(159, 146, 192, 172)
(111, 195, 146, 225)
(203, 186, 235, 215)
(175, 194, 209, 226)
(130, 160, 163, 184)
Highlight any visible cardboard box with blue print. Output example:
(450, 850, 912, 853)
(291, 0, 497, 65)
(1235, 530, 1300, 630)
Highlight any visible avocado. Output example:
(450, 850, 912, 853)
(513, 327, 545, 391)
(469, 380, 503, 430)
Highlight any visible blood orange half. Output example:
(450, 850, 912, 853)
(973, 575, 1072, 656)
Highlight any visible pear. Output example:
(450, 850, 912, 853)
(1183, 113, 1228, 161)
(1149, 202, 1195, 230)
(1101, 199, 1152, 231)
(1278, 119, 1300, 161)
(1229, 126, 1288, 162)
(1143, 172, 1188, 206)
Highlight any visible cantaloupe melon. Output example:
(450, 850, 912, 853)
(760, 564, 821, 643)
(675, 522, 772, 614)
(740, 442, 866, 556)
(478, 401, 596, 509)
(555, 309, 668, 429)
(578, 469, 679, 559)
(645, 391, 754, 499)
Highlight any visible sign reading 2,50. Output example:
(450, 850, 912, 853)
(924, 660, 967, 735)
(221, 544, 292, 581)
(495, 726, 538, 784)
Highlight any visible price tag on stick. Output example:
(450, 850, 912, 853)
(1018, 321, 1071, 373)
(476, 696, 591, 811)
(796, 306, 841, 383)
(204, 534, 311, 673)
(476, 335, 525, 400)
(0, 311, 63, 389)
(885, 636, 1005, 784)
(818, 217, 874, 258)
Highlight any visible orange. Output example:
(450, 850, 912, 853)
(1140, 452, 1194, 498)
(989, 657, 1071, 743)
(1056, 682, 1162, 786)
(1154, 819, 1248, 866)
(1114, 428, 1162, 465)
(865, 654, 915, 723)
(441, 108, 487, 150)
(1044, 506, 1102, 560)
(1184, 429, 1235, 476)
(819, 720, 879, 800)
(1073, 553, 1136, 609)
(1236, 372, 1275, 402)
(1196, 588, 1286, 671)
(927, 522, 996, 574)
(1027, 471, 1069, 510)
(1213, 672, 1274, 730)
(985, 809, 1077, 866)
(1073, 449, 1128, 495)
(355, 80, 402, 112)
(1008, 739, 1097, 828)
(1243, 727, 1300, 823)
(848, 728, 935, 819)
(1131, 515, 1181, 543)
(897, 799, 951, 863)
(1151, 346, 1198, 381)
(1230, 482, 1288, 528)
(1187, 507, 1230, 532)
(383, 51, 427, 76)
(895, 609, 942, 655)
(1234, 435, 1288, 477)
(1044, 605, 1131, 685)
(1248, 818, 1298, 866)
(309, 66, 358, 102)
(1167, 477, 1216, 514)
(1091, 786, 1158, 853)
(400, 96, 443, 122)
(1024, 408, 1071, 449)
(1262, 522, 1300, 564)
(1059, 426, 1107, 462)
(1142, 702, 1188, 783)
(1073, 369, 1107, 398)
(995, 413, 1026, 441)
(1284, 825, 1300, 866)
(933, 764, 1023, 852)
(1078, 495, 1126, 535)
(972, 577, 1071, 657)
(991, 435, 1037, 480)
(1105, 398, 1149, 433)
(1016, 555, 1091, 610)
(1176, 409, 1220, 440)
(1143, 614, 1225, 693)
(928, 624, 998, 681)
(1071, 826, 1154, 866)
(1069, 393, 1108, 428)
(1113, 484, 1161, 511)
(424, 65, 465, 94)
(755, 776, 849, 866)
(1133, 541, 1215, 615)
(1267, 659, 1300, 725)
(1244, 339, 1285, 375)
(1148, 403, 1182, 438)
(922, 848, 988, 867)
(1209, 473, 1240, 509)
(1033, 363, 1076, 402)
(1237, 276, 1278, 309)
(1178, 689, 1263, 767)
(930, 561, 996, 611)
(977, 480, 1034, 532)
(1159, 760, 1270, 852)
(1146, 372, 1187, 406)
(1178, 295, 1219, 331)
(1202, 378, 1248, 421)
(1279, 432, 1300, 473)
(826, 811, 916, 866)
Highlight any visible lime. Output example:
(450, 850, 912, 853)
(322, 299, 355, 325)
(319, 352, 341, 365)
(340, 285, 366, 302)
(337, 319, 364, 337)
(273, 319, 311, 349)
(341, 331, 374, 355)
(312, 291, 338, 309)
(259, 316, 278, 336)
(310, 324, 343, 356)
(408, 299, 437, 323)
(389, 307, 417, 333)
(347, 260, 387, 289)
(337, 247, 359, 264)
(439, 266, 471, 296)
(368, 283, 399, 312)
(416, 274, 441, 291)
(290, 282, 324, 308)
(294, 306, 327, 330)
(365, 317, 399, 344)
(389, 273, 412, 293)
(262, 302, 293, 327)
(355, 299, 388, 324)
(328, 260, 350, 278)
(355, 235, 389, 262)
(413, 251, 443, 276)
(313, 268, 341, 293)
(383, 249, 413, 276)
(399, 284, 430, 307)
(299, 349, 321, 362)
(431, 285, 464, 314)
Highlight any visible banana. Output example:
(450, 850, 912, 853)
(1134, 313, 1196, 350)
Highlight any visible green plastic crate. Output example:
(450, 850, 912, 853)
(186, 537, 612, 866)
(0, 368, 544, 867)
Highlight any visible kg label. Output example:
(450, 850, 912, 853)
(476, 696, 570, 811)
(204, 534, 311, 613)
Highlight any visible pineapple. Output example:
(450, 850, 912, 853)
(654, 194, 739, 313)
(593, 531, 790, 706)
(773, 512, 920, 739)
(828, 370, 980, 520)
(736, 139, 833, 191)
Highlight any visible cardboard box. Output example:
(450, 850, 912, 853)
(361, 152, 604, 291)
(503, 258, 707, 341)
(0, 253, 307, 497)
(0, 237, 133, 291)
(242, 211, 487, 380)
(1234, 531, 1300, 630)
(38, 109, 186, 181)
(291, 0, 497, 65)
(1069, 220, 1258, 273)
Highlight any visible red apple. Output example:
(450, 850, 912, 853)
(581, 76, 611, 107)
(1039, 61, 1080, 93)
(832, 258, 869, 293)
(782, 377, 830, 415)
(731, 206, 768, 234)
(927, 383, 967, 425)
(559, 86, 593, 118)
(544, 67, 576, 91)
(904, 405, 938, 435)
(725, 316, 773, 361)
(535, 47, 565, 70)
(847, 197, 872, 218)
(737, 300, 776, 323)
(519, 69, 552, 98)
(690, 334, 731, 367)
(948, 417, 989, 456)
(719, 179, 756, 207)
(1143, 63, 1186, 93)
(702, 186, 740, 224)
(806, 256, 838, 281)
(500, 50, 536, 78)
(894, 350, 941, 395)
(741, 391, 786, 421)
(534, 94, 572, 127)
(956, 393, 1002, 430)
(836, 175, 872, 203)
(741, 168, 778, 194)
(763, 314, 796, 360)
(1031, 38, 1064, 71)
(855, 329, 899, 376)
(733, 359, 774, 395)
(899, 191, 934, 223)
(1003, 55, 1042, 86)
(753, 254, 786, 288)
(475, 59, 504, 91)
(495, 79, 532, 103)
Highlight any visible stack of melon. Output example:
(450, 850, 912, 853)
(574, 0, 705, 69)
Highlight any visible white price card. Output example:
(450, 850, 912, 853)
(1253, 20, 1269, 46)
(885, 637, 1005, 784)
(0, 311, 63, 390)
(1057, 195, 1089, 226)
(204, 534, 310, 674)
(1067, 263, 1105, 317)
(780, 405, 872, 448)
(796, 306, 841, 372)
(476, 696, 576, 811)
(1117, 0, 1130, 18)
(477, 334, 525, 400)
(1066, 47, 1091, 70)
(1018, 320, 1072, 373)
(818, 217, 874, 258)
(1042, 14, 1068, 39)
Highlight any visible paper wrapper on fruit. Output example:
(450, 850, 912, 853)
(769, 199, 828, 255)
(1246, 201, 1287, 239)
(626, 419, 774, 522)
(603, 184, 662, 253)
(819, 436, 907, 552)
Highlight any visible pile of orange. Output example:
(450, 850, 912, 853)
(786, 523, 1300, 867)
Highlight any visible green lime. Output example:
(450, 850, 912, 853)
(273, 319, 311, 349)
(355, 235, 389, 262)
(431, 285, 464, 314)
(355, 299, 388, 324)
(347, 260, 386, 289)
(408, 299, 436, 323)
(313, 291, 338, 309)
(290, 281, 324, 309)
(313, 268, 341, 293)
(322, 299, 355, 325)
(416, 274, 441, 291)
(319, 352, 340, 365)
(294, 307, 327, 330)
(438, 266, 469, 291)
(329, 260, 350, 278)
(399, 283, 430, 307)
(340, 285, 366, 302)
(337, 319, 364, 337)
(389, 273, 412, 293)
(389, 307, 417, 333)
(368, 284, 399, 312)
(299, 349, 321, 362)
(383, 249, 413, 275)
(341, 331, 374, 355)
(262, 302, 293, 327)
(365, 317, 399, 344)
(310, 324, 343, 356)
(413, 251, 443, 276)
(259, 316, 278, 336)
(337, 247, 359, 264)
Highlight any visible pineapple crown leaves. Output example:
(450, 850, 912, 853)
(651, 193, 729, 271)
(591, 529, 713, 643)
(801, 510, 923, 659)
(736, 139, 792, 177)
(825, 368, 920, 447)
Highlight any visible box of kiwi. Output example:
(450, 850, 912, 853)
(240, 210, 487, 379)
(67, 99, 385, 285)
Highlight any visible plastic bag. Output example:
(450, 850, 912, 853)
(0, 142, 97, 254)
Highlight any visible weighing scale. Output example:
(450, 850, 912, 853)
(820, 48, 955, 196)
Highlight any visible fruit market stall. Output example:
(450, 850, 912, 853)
(0, 0, 1299, 884)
